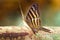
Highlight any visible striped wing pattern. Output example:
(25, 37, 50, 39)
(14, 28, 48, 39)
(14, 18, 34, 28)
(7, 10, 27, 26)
(25, 3, 41, 33)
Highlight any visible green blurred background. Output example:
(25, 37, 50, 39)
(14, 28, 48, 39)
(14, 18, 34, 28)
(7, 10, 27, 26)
(41, 8, 60, 26)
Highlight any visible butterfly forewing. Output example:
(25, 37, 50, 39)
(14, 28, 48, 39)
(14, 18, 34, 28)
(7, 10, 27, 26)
(25, 3, 41, 33)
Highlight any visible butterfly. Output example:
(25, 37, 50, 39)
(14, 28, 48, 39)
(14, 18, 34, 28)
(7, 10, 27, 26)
(22, 3, 52, 34)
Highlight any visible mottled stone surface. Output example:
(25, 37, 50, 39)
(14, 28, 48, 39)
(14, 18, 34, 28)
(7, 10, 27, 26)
(0, 26, 55, 40)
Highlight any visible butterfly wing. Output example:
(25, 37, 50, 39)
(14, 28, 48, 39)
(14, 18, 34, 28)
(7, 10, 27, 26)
(24, 3, 53, 33)
(25, 3, 41, 33)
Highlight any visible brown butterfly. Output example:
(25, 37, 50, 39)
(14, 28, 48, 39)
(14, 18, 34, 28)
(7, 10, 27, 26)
(23, 3, 52, 34)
